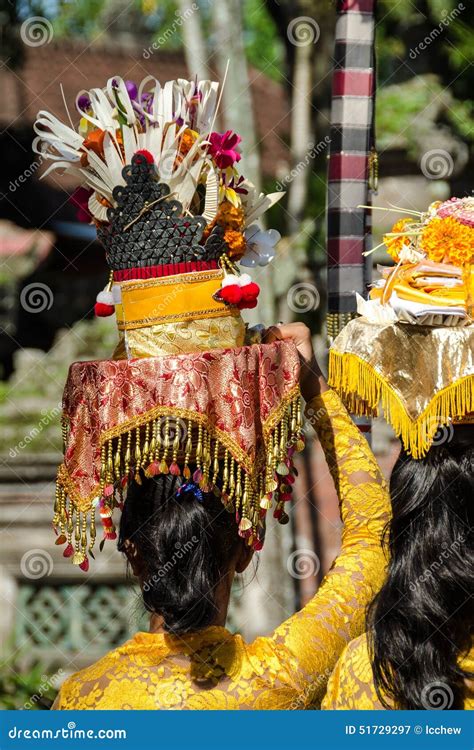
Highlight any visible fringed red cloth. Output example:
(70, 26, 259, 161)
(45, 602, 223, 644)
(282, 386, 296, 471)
(55, 341, 304, 566)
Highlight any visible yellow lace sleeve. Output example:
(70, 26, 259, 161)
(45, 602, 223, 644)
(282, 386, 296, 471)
(321, 633, 384, 709)
(246, 388, 391, 707)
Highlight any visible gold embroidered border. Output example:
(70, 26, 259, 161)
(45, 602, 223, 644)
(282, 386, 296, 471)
(119, 269, 223, 292)
(117, 306, 236, 330)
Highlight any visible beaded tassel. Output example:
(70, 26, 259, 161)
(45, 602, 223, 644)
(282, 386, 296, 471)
(169, 429, 181, 476)
(141, 422, 150, 468)
(159, 417, 170, 474)
(114, 435, 122, 480)
(134, 427, 142, 480)
(183, 420, 192, 479)
(72, 510, 84, 565)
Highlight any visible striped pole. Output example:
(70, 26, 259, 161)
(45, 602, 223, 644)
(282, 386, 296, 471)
(326, 0, 377, 341)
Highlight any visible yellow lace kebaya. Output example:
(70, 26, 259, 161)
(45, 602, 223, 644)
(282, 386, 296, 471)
(53, 389, 391, 710)
(322, 634, 474, 710)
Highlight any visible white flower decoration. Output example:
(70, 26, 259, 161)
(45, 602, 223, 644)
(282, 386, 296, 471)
(241, 224, 281, 267)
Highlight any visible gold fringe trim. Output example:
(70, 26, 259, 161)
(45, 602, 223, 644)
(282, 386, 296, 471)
(328, 349, 473, 460)
(55, 389, 304, 565)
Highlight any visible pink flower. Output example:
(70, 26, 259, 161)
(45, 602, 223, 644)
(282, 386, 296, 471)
(208, 130, 242, 169)
(436, 197, 474, 228)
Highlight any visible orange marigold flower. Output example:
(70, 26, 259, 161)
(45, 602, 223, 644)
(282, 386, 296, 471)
(224, 229, 246, 259)
(178, 129, 198, 158)
(217, 201, 245, 230)
(383, 218, 413, 262)
(200, 202, 245, 244)
(420, 216, 473, 266)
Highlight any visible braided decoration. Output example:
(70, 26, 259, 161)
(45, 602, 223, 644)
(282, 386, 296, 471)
(97, 153, 226, 270)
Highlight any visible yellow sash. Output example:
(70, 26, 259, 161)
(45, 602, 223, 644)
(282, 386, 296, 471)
(115, 270, 234, 330)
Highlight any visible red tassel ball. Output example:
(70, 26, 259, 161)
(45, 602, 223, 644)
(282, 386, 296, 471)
(94, 302, 115, 317)
(237, 297, 258, 310)
(241, 282, 260, 301)
(220, 285, 242, 304)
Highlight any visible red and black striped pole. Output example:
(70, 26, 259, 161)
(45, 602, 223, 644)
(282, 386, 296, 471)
(326, 0, 377, 341)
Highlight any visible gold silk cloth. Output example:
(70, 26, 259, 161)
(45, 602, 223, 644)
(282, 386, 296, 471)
(56, 341, 302, 564)
(329, 318, 474, 458)
(52, 389, 391, 710)
(322, 633, 474, 710)
(113, 314, 245, 359)
(113, 270, 246, 359)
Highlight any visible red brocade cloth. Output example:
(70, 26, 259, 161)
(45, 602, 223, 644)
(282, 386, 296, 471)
(60, 341, 300, 511)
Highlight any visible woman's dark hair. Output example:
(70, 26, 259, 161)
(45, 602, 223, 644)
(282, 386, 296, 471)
(118, 473, 243, 634)
(368, 425, 473, 709)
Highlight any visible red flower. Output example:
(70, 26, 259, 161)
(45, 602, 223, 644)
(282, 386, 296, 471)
(69, 187, 92, 223)
(208, 130, 242, 169)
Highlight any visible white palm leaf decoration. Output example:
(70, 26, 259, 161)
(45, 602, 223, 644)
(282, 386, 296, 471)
(241, 182, 285, 227)
(158, 80, 177, 129)
(105, 77, 137, 127)
(76, 87, 116, 133)
(32, 73, 285, 235)
(78, 168, 113, 201)
(32, 111, 84, 167)
(138, 76, 161, 125)
(202, 167, 219, 222)
(168, 134, 209, 210)
(102, 134, 126, 191)
(137, 125, 162, 162)
(88, 193, 109, 222)
(157, 123, 185, 183)
(172, 156, 204, 210)
(121, 125, 139, 165)
(195, 81, 219, 132)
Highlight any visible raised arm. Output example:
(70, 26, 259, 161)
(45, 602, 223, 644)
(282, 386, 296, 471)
(249, 324, 391, 707)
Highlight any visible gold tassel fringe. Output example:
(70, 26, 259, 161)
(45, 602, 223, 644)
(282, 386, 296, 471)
(55, 392, 304, 566)
(328, 349, 473, 460)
